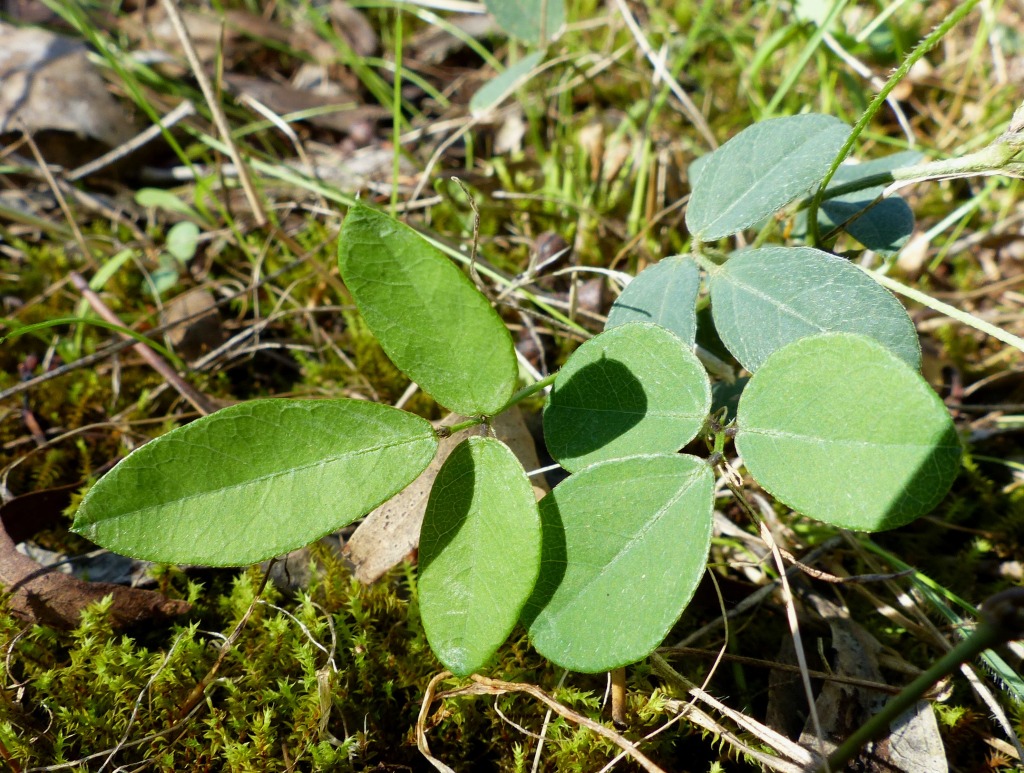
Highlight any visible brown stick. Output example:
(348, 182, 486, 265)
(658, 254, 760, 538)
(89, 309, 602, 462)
(610, 667, 628, 727)
(174, 564, 273, 722)
(159, 0, 267, 226)
(69, 272, 216, 415)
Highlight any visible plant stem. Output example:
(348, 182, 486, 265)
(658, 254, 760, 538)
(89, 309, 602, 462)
(806, 0, 984, 246)
(440, 418, 485, 436)
(822, 588, 1024, 772)
(502, 372, 559, 411)
(860, 267, 1024, 355)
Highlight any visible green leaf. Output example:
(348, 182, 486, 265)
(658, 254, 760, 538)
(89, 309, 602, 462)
(709, 246, 920, 372)
(543, 323, 711, 472)
(419, 437, 541, 676)
(736, 333, 961, 531)
(523, 454, 714, 672)
(605, 256, 700, 345)
(72, 399, 438, 565)
(809, 151, 922, 255)
(338, 204, 518, 416)
(483, 0, 564, 45)
(135, 188, 202, 220)
(470, 51, 545, 116)
(166, 221, 200, 263)
(687, 114, 852, 241)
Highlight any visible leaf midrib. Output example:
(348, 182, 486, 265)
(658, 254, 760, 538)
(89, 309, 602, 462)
(88, 433, 434, 525)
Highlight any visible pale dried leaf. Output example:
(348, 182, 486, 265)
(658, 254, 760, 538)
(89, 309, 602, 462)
(0, 24, 134, 158)
(792, 594, 947, 771)
(161, 288, 224, 362)
(329, 0, 379, 57)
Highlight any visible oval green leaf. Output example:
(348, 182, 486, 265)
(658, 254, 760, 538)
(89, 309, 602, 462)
(72, 399, 439, 565)
(339, 204, 518, 416)
(419, 436, 541, 676)
(736, 333, 961, 532)
(687, 114, 852, 241)
(605, 256, 700, 345)
(543, 323, 711, 472)
(523, 454, 714, 672)
(166, 221, 200, 263)
(483, 0, 564, 44)
(709, 246, 920, 372)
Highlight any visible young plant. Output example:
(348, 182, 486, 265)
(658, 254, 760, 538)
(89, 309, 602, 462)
(74, 113, 965, 680)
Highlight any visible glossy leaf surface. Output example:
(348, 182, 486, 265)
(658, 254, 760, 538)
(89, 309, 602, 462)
(687, 114, 851, 241)
(544, 323, 711, 472)
(339, 204, 518, 416)
(709, 246, 920, 372)
(605, 256, 700, 345)
(419, 437, 541, 676)
(523, 454, 714, 672)
(736, 334, 960, 531)
(73, 400, 438, 565)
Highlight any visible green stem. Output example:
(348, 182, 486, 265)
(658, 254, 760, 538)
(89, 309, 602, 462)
(440, 418, 486, 436)
(1, 316, 185, 369)
(822, 588, 1024, 772)
(436, 372, 559, 439)
(860, 267, 1024, 354)
(806, 0, 984, 246)
(502, 372, 558, 412)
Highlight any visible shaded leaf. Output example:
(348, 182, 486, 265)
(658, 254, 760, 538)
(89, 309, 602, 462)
(687, 114, 851, 241)
(605, 256, 700, 345)
(338, 204, 518, 416)
(523, 454, 714, 672)
(343, 407, 547, 584)
(809, 151, 922, 255)
(483, 0, 564, 45)
(419, 437, 541, 675)
(709, 246, 920, 372)
(736, 333, 960, 531)
(543, 323, 711, 472)
(73, 399, 438, 565)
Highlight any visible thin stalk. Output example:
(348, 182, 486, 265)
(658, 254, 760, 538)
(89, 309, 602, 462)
(822, 588, 1024, 772)
(502, 372, 558, 411)
(806, 0, 984, 246)
(391, 9, 404, 215)
(859, 267, 1024, 355)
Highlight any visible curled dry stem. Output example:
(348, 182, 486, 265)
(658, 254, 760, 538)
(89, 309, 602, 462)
(416, 672, 667, 773)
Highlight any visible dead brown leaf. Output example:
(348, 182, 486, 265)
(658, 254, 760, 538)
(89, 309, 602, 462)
(0, 23, 135, 166)
(343, 406, 548, 584)
(0, 482, 190, 629)
(328, 0, 379, 58)
(161, 287, 224, 362)
(768, 593, 946, 772)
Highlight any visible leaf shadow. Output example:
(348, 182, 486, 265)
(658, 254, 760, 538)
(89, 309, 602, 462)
(417, 440, 476, 575)
(875, 422, 963, 531)
(544, 356, 648, 461)
(519, 493, 566, 631)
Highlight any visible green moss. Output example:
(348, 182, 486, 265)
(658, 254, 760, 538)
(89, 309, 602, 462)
(0, 550, 728, 770)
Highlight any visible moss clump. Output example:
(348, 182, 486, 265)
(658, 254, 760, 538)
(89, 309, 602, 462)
(0, 547, 702, 770)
